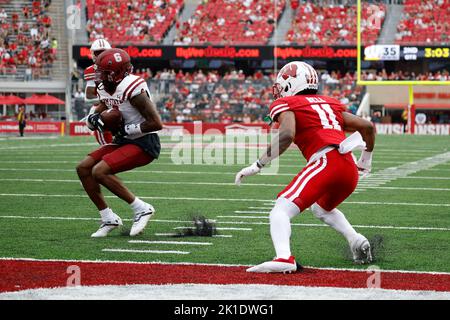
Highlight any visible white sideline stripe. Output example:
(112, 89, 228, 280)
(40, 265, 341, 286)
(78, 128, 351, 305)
(174, 226, 252, 231)
(154, 233, 232, 238)
(248, 207, 273, 210)
(128, 240, 212, 246)
(2, 283, 449, 300)
(0, 178, 447, 192)
(2, 193, 450, 207)
(102, 249, 190, 255)
(2, 256, 450, 275)
(0, 215, 447, 232)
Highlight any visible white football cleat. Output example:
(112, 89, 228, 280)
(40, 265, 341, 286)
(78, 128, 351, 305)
(247, 256, 297, 273)
(350, 233, 372, 264)
(130, 203, 155, 236)
(91, 214, 123, 238)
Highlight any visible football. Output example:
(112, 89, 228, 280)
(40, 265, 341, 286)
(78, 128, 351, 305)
(100, 108, 123, 132)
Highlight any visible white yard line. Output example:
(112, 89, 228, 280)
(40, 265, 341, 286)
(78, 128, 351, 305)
(102, 249, 190, 255)
(218, 220, 450, 232)
(1, 193, 450, 207)
(0, 178, 449, 191)
(128, 240, 212, 246)
(0, 214, 447, 232)
(3, 167, 450, 180)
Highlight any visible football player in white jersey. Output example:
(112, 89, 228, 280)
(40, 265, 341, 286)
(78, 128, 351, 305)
(76, 48, 163, 238)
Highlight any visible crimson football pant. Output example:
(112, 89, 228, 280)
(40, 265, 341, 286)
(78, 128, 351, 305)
(88, 143, 154, 174)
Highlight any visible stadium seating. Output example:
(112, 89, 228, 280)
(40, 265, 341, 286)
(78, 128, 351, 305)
(150, 69, 363, 123)
(86, 0, 184, 45)
(285, 3, 385, 45)
(395, 0, 449, 45)
(362, 69, 450, 81)
(174, 0, 286, 45)
(0, 0, 55, 81)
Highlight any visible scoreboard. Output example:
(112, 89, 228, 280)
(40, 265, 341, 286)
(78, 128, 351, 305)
(364, 45, 450, 61)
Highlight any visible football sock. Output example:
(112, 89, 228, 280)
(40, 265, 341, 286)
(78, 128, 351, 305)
(99, 207, 115, 221)
(270, 197, 300, 260)
(311, 203, 358, 243)
(130, 197, 148, 213)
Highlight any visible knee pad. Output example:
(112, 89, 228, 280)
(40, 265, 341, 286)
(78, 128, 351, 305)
(270, 197, 300, 220)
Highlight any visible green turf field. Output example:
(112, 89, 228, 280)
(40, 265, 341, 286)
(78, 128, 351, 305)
(0, 135, 449, 272)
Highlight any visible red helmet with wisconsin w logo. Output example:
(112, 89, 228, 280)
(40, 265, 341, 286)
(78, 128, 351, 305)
(273, 61, 319, 99)
(94, 48, 133, 93)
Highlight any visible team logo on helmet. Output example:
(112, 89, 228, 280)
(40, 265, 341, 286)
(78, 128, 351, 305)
(273, 61, 318, 99)
(280, 63, 298, 80)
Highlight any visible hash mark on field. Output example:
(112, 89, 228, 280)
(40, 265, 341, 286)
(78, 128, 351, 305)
(174, 227, 252, 231)
(102, 249, 190, 255)
(235, 211, 269, 214)
(154, 233, 232, 238)
(357, 151, 450, 190)
(219, 215, 268, 219)
(128, 240, 212, 246)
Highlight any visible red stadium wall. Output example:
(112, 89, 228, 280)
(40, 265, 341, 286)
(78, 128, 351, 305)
(69, 122, 271, 136)
(0, 121, 64, 135)
(1, 122, 448, 136)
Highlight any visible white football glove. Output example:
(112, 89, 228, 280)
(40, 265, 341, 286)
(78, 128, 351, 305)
(357, 150, 372, 179)
(235, 160, 263, 186)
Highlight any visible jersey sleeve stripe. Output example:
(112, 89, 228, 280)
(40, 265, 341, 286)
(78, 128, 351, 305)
(269, 103, 288, 116)
(270, 106, 290, 119)
(122, 78, 143, 101)
(127, 79, 146, 100)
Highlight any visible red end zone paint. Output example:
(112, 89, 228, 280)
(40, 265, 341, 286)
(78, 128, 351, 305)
(1, 260, 449, 293)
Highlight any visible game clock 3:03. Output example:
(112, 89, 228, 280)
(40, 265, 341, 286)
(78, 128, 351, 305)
(424, 47, 450, 59)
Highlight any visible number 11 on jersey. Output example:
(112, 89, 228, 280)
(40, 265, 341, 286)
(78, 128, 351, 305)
(311, 103, 342, 130)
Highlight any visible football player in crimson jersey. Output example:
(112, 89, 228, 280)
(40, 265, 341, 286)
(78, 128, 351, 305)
(76, 48, 163, 238)
(84, 39, 113, 145)
(236, 61, 375, 273)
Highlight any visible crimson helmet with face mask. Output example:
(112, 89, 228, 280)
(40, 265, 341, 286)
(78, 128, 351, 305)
(94, 48, 133, 94)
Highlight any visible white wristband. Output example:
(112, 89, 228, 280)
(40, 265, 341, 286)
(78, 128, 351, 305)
(360, 150, 373, 162)
(125, 124, 142, 135)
